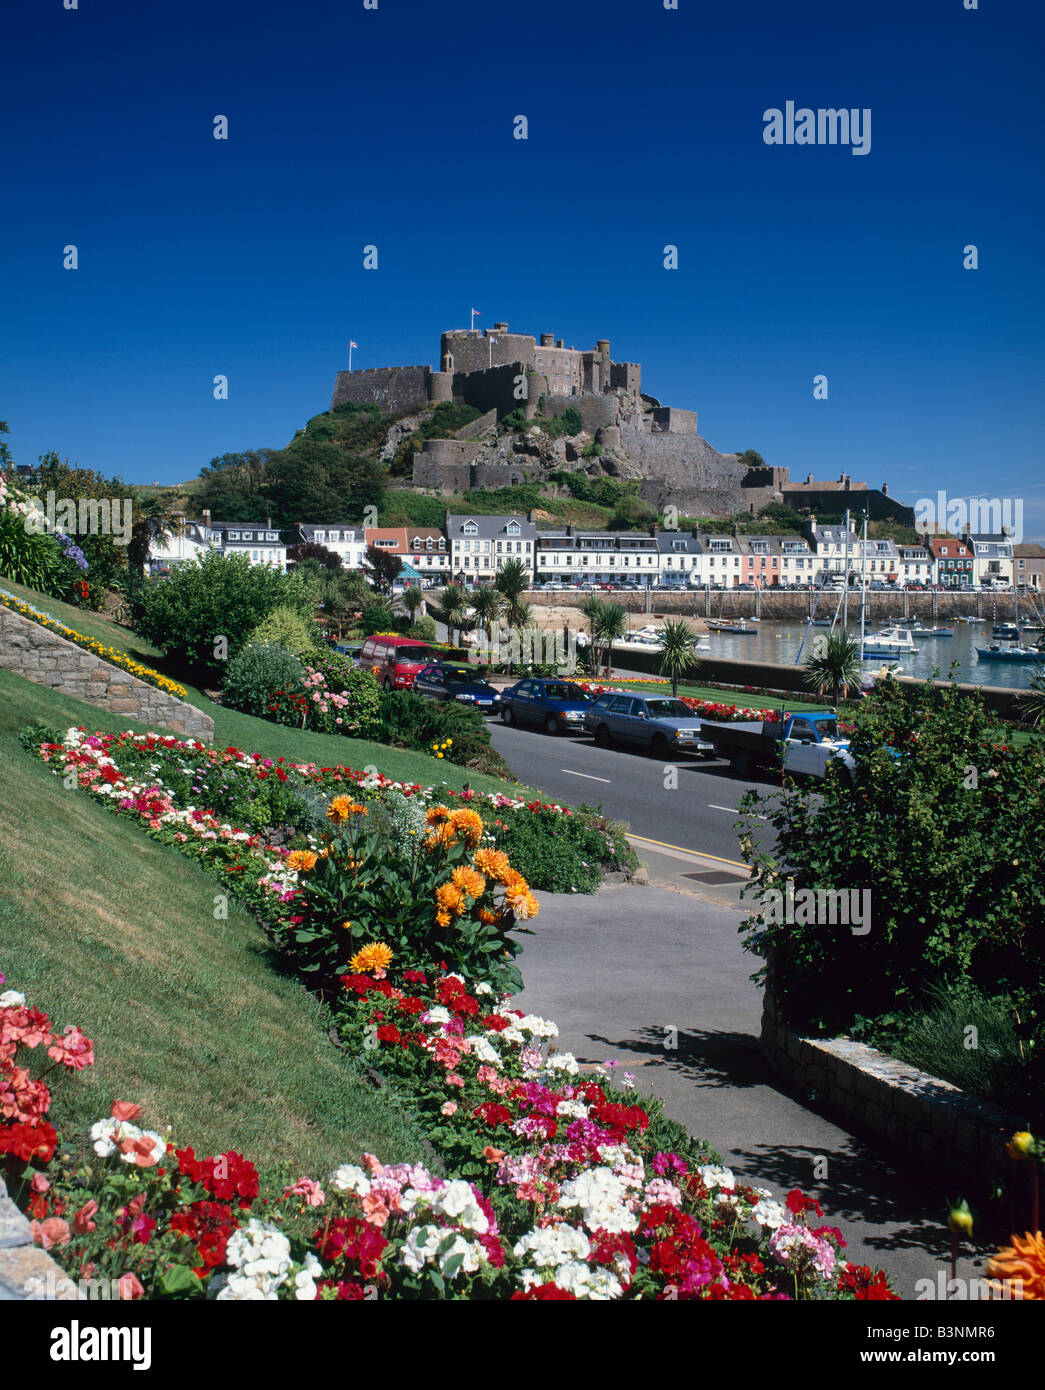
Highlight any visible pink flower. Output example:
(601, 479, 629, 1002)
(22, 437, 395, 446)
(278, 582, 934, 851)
(46, 1025, 95, 1072)
(72, 1200, 98, 1235)
(284, 1177, 326, 1207)
(361, 1192, 391, 1227)
(361, 1153, 385, 1177)
(440, 1101, 458, 1116)
(118, 1272, 145, 1301)
(110, 1100, 142, 1123)
(31, 1217, 71, 1250)
(29, 1173, 50, 1194)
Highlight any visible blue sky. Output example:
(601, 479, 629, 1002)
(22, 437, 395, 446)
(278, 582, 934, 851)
(2, 0, 1043, 535)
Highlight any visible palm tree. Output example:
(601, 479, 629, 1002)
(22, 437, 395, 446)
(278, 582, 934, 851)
(658, 618, 700, 697)
(599, 602, 628, 677)
(128, 492, 183, 576)
(803, 629, 862, 707)
(580, 594, 608, 675)
(469, 584, 504, 654)
(320, 571, 356, 639)
(435, 583, 470, 647)
(1018, 667, 1045, 727)
(397, 585, 425, 627)
(495, 559, 534, 674)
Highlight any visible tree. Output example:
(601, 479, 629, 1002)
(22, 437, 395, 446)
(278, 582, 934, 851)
(469, 584, 503, 644)
(803, 629, 862, 708)
(657, 618, 701, 696)
(397, 585, 425, 625)
(580, 594, 608, 674)
(609, 495, 658, 531)
(434, 583, 470, 647)
(736, 449, 766, 470)
(1018, 668, 1045, 728)
(320, 570, 365, 639)
(494, 558, 532, 630)
(599, 602, 628, 677)
(0, 420, 13, 470)
(363, 544, 404, 594)
(287, 540, 342, 571)
(127, 492, 183, 577)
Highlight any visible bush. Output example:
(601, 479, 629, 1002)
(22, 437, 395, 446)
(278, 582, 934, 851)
(299, 651, 382, 738)
(360, 598, 398, 635)
(222, 643, 304, 720)
(136, 551, 318, 675)
(0, 509, 62, 591)
(246, 605, 319, 654)
(491, 804, 637, 893)
(409, 615, 437, 642)
(376, 691, 510, 778)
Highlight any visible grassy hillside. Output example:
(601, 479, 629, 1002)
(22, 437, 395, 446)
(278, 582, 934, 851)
(0, 578, 532, 793)
(0, 668, 428, 1179)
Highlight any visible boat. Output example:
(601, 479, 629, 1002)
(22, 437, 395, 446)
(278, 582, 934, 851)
(810, 618, 833, 627)
(911, 625, 954, 638)
(706, 619, 757, 634)
(976, 643, 1045, 663)
(992, 623, 1021, 640)
(861, 625, 917, 658)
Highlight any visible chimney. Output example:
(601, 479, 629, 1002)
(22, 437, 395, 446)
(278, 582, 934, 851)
(881, 482, 889, 495)
(265, 515, 271, 528)
(540, 334, 554, 347)
(202, 508, 212, 527)
(806, 473, 813, 484)
(493, 322, 508, 332)
(556, 338, 564, 348)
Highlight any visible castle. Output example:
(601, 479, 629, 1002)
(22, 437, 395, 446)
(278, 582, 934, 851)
(329, 325, 914, 523)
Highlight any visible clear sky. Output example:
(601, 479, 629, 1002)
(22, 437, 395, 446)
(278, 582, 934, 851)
(2, 0, 1043, 535)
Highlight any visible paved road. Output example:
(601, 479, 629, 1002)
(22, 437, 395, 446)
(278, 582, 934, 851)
(488, 718, 776, 866)
(514, 885, 993, 1299)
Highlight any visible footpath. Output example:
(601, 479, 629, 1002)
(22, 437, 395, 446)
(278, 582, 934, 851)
(514, 862, 994, 1300)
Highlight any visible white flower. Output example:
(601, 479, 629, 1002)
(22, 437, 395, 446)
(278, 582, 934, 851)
(422, 1006, 451, 1026)
(328, 1164, 370, 1195)
(751, 1197, 788, 1230)
(473, 982, 494, 996)
(513, 1223, 591, 1268)
(428, 1181, 489, 1233)
(518, 1014, 558, 1040)
(555, 1099, 588, 1119)
(542, 1051, 579, 1076)
(697, 1164, 736, 1191)
(558, 1168, 638, 1234)
(400, 1224, 444, 1274)
(0, 991, 27, 1009)
(293, 1252, 324, 1301)
(89, 1117, 140, 1157)
(217, 1220, 292, 1299)
(465, 1035, 501, 1066)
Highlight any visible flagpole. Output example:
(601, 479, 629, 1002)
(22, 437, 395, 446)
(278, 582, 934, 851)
(349, 343, 353, 372)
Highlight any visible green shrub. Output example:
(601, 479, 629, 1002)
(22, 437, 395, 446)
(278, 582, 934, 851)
(376, 691, 510, 778)
(222, 643, 304, 720)
(491, 804, 637, 893)
(409, 615, 437, 642)
(247, 605, 318, 654)
(136, 551, 318, 675)
(0, 510, 62, 591)
(360, 598, 399, 635)
(300, 651, 382, 738)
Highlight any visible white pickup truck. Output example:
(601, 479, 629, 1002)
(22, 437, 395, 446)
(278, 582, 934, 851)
(699, 711, 856, 781)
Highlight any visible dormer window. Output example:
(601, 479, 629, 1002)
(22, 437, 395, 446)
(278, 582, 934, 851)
(506, 521, 521, 536)
(463, 521, 478, 535)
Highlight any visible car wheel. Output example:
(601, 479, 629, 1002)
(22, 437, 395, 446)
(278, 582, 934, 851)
(545, 714, 561, 735)
(594, 723, 612, 748)
(501, 706, 515, 725)
(650, 733, 670, 759)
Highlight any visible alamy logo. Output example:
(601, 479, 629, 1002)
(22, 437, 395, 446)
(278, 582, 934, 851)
(763, 102, 871, 156)
(914, 492, 1023, 545)
(23, 491, 133, 546)
(474, 620, 577, 670)
(761, 876, 871, 935)
(50, 1321, 151, 1371)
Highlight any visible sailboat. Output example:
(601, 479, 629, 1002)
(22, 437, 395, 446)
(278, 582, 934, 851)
(977, 591, 1043, 662)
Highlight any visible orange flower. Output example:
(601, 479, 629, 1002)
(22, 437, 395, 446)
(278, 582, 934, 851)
(435, 883, 465, 918)
(498, 867, 529, 892)
(327, 796, 366, 825)
(425, 806, 452, 826)
(285, 849, 318, 873)
(451, 866, 486, 899)
(474, 848, 511, 879)
(505, 887, 540, 921)
(435, 909, 452, 929)
(482, 1146, 506, 1164)
(449, 808, 484, 846)
(349, 943, 394, 973)
(478, 908, 498, 925)
(987, 1231, 1045, 1300)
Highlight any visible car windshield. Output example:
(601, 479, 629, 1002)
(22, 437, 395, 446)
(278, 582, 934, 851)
(542, 684, 587, 702)
(446, 672, 490, 689)
(644, 699, 694, 719)
(394, 647, 432, 663)
(814, 718, 839, 740)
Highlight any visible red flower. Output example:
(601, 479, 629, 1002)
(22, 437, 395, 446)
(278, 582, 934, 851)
(376, 1024, 401, 1045)
(785, 1188, 823, 1220)
(472, 1102, 512, 1128)
(511, 1283, 577, 1300)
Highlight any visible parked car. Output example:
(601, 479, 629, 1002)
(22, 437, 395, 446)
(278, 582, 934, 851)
(583, 692, 717, 758)
(700, 710, 855, 781)
(357, 634, 436, 691)
(414, 662, 501, 713)
(499, 678, 592, 735)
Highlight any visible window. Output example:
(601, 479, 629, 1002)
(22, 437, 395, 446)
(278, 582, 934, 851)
(228, 531, 240, 540)
(266, 532, 278, 541)
(506, 522, 520, 536)
(314, 531, 325, 543)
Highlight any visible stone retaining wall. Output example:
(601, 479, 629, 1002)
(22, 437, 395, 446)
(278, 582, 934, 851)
(0, 1177, 80, 1300)
(0, 605, 213, 740)
(761, 990, 1020, 1196)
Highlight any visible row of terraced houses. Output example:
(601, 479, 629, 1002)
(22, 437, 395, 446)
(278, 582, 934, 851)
(150, 512, 1043, 591)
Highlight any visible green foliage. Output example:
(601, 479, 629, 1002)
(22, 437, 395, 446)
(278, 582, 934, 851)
(301, 652, 383, 738)
(738, 678, 1045, 1061)
(490, 804, 637, 893)
(541, 406, 583, 439)
(221, 643, 305, 720)
(0, 509, 62, 590)
(360, 597, 399, 636)
(421, 403, 483, 439)
(499, 408, 531, 434)
(736, 449, 766, 470)
(376, 691, 510, 778)
(409, 614, 437, 642)
(135, 550, 319, 675)
(1019, 669, 1045, 728)
(609, 494, 658, 530)
(246, 605, 319, 655)
(582, 441, 602, 458)
(755, 502, 806, 533)
(803, 628, 862, 706)
(657, 618, 702, 696)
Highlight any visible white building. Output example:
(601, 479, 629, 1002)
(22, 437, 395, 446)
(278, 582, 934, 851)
(445, 514, 536, 583)
(297, 523, 367, 571)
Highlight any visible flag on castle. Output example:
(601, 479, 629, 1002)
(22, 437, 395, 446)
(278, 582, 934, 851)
(350, 340, 358, 349)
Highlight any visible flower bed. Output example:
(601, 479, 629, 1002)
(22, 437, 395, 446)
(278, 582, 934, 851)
(3, 971, 906, 1300)
(0, 589, 187, 698)
(578, 682, 774, 722)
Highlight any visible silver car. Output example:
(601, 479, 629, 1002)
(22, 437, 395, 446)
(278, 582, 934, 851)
(583, 693, 716, 757)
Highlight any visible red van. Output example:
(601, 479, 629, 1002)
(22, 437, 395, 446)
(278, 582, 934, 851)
(358, 635, 436, 691)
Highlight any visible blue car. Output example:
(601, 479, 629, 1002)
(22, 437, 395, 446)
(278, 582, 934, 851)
(499, 678, 592, 735)
(413, 662, 501, 714)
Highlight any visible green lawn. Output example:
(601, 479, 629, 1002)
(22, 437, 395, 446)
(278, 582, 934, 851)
(0, 668, 428, 1180)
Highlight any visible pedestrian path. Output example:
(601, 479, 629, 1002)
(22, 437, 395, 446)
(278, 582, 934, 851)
(514, 880, 993, 1299)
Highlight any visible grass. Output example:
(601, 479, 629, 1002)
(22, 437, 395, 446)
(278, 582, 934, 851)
(0, 668, 429, 1180)
(0, 577, 532, 794)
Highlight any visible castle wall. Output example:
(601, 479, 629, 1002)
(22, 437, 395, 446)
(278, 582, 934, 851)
(331, 365, 431, 413)
(621, 424, 747, 513)
(453, 363, 546, 419)
(652, 407, 697, 435)
(440, 330, 535, 376)
(611, 362, 641, 395)
(540, 393, 618, 434)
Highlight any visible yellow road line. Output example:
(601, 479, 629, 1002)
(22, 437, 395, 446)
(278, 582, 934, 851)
(626, 833, 749, 871)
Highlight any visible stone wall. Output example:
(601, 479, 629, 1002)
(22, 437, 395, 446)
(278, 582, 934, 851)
(620, 425, 748, 513)
(452, 363, 543, 419)
(541, 392, 618, 434)
(330, 365, 432, 414)
(761, 990, 1021, 1198)
(0, 606, 213, 739)
(0, 1176, 81, 1300)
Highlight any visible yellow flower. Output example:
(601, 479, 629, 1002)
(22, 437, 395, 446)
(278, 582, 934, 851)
(987, 1231, 1045, 1300)
(1007, 1131, 1035, 1161)
(948, 1200, 974, 1238)
(474, 848, 511, 879)
(451, 866, 486, 899)
(285, 849, 318, 873)
(348, 942, 394, 972)
(327, 795, 366, 824)
(435, 909, 452, 929)
(425, 806, 452, 826)
(448, 808, 483, 847)
(435, 882, 466, 917)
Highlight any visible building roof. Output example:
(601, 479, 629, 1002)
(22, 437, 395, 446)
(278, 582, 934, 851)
(1014, 542, 1045, 558)
(924, 536, 972, 558)
(446, 514, 537, 539)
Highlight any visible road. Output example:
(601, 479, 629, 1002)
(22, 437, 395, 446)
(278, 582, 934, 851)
(487, 719, 777, 866)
